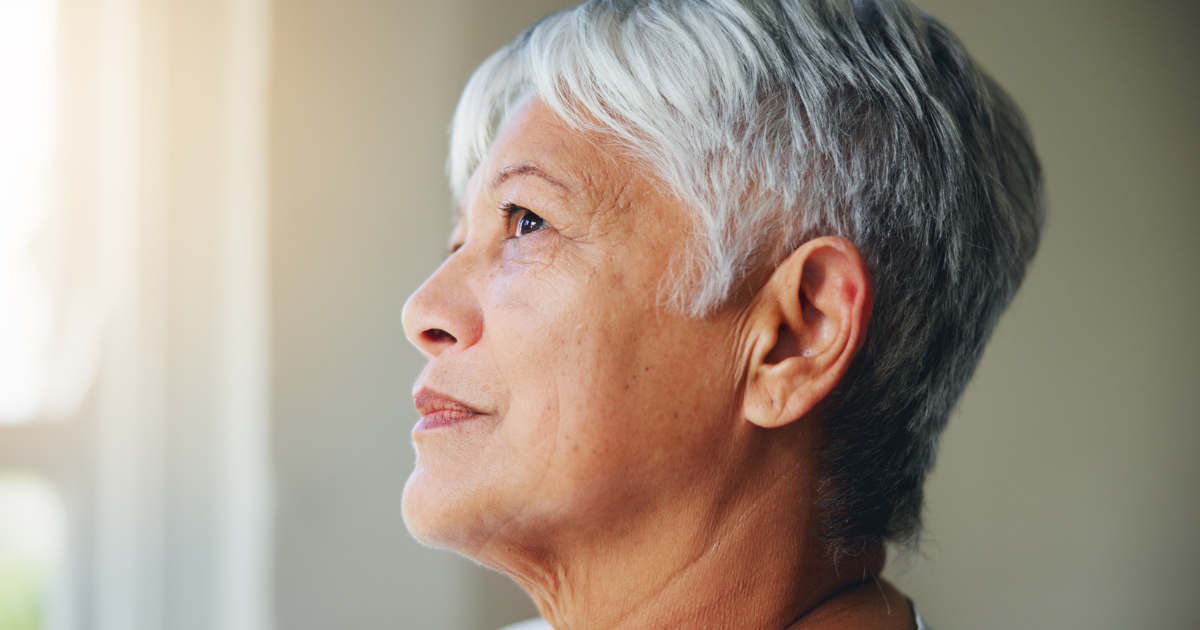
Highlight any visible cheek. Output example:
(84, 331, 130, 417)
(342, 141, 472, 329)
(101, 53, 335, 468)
(481, 261, 644, 476)
(488, 267, 737, 502)
(487, 250, 608, 379)
(460, 235, 740, 543)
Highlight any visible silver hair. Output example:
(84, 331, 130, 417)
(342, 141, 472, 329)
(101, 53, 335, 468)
(448, 0, 1043, 558)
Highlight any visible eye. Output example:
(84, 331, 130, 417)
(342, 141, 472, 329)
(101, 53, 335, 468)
(516, 210, 546, 236)
(501, 203, 547, 238)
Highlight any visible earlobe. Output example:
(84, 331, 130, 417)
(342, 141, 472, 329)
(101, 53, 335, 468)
(743, 237, 872, 429)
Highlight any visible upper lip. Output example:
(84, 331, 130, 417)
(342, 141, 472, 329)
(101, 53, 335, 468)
(413, 387, 482, 417)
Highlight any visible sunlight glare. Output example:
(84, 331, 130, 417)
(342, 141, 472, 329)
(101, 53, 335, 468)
(0, 0, 58, 423)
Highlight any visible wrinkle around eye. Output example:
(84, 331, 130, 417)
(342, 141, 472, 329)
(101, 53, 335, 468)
(502, 229, 561, 272)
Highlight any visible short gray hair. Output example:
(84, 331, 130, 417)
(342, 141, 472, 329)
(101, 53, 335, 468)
(449, 0, 1044, 558)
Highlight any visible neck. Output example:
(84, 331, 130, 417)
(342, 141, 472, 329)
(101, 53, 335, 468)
(473, 427, 909, 630)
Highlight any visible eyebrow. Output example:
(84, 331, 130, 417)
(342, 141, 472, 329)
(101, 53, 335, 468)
(489, 162, 570, 193)
(452, 162, 572, 222)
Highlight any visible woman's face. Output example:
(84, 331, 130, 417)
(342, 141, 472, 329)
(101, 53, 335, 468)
(401, 99, 755, 561)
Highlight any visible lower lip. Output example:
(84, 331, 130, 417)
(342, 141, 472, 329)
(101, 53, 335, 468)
(413, 410, 484, 432)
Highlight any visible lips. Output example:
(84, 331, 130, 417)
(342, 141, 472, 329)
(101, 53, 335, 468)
(413, 388, 485, 431)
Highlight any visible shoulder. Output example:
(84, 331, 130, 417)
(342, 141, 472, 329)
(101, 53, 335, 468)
(910, 599, 931, 630)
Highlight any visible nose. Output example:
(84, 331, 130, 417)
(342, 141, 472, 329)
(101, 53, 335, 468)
(402, 253, 483, 359)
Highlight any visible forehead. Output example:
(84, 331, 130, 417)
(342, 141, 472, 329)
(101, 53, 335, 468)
(460, 99, 647, 216)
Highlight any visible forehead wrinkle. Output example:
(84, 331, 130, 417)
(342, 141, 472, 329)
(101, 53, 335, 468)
(568, 140, 641, 224)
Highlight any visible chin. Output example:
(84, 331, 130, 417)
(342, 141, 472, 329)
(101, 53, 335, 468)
(403, 466, 461, 548)
(401, 461, 505, 552)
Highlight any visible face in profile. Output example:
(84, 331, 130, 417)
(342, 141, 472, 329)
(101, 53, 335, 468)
(400, 99, 756, 562)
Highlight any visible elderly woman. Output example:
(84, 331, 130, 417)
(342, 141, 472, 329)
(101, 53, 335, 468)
(401, 0, 1042, 628)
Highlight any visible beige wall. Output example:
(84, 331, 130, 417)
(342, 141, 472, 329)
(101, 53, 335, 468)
(269, 1, 1200, 629)
(885, 2, 1200, 628)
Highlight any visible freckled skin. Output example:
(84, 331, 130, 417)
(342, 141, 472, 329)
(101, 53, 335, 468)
(401, 100, 911, 630)
(403, 100, 743, 552)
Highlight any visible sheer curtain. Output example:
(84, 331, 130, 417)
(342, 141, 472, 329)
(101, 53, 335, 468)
(0, 0, 273, 628)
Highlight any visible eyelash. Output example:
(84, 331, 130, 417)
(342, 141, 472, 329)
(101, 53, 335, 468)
(499, 202, 548, 238)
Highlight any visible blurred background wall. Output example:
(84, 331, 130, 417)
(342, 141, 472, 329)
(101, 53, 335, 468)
(885, 3, 1200, 628)
(884, 2, 1200, 628)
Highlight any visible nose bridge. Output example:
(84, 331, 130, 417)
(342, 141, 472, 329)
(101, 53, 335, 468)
(402, 246, 484, 357)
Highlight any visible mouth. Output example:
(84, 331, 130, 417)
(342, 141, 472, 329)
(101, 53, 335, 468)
(412, 388, 485, 432)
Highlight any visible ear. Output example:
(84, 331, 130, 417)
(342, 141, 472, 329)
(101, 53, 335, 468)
(742, 236, 873, 429)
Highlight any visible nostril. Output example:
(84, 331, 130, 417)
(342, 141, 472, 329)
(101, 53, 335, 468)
(422, 328, 457, 345)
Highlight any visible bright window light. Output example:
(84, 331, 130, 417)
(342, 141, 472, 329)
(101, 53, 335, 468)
(0, 473, 66, 630)
(0, 0, 58, 423)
